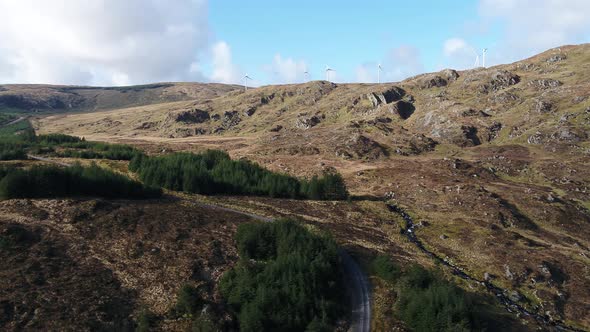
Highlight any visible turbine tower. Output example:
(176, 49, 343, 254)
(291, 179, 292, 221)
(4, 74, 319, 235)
(304, 70, 309, 82)
(243, 74, 252, 91)
(377, 63, 382, 84)
(482, 48, 488, 68)
(473, 49, 480, 68)
(325, 65, 334, 82)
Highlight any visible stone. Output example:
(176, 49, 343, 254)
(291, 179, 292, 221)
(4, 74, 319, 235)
(533, 99, 553, 113)
(527, 79, 563, 90)
(547, 54, 566, 63)
(295, 115, 321, 129)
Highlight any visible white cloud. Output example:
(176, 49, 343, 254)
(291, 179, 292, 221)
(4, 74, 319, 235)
(0, 0, 210, 85)
(210, 41, 243, 84)
(443, 38, 469, 57)
(442, 38, 480, 70)
(355, 63, 376, 83)
(385, 45, 424, 82)
(264, 54, 307, 84)
(479, 0, 590, 59)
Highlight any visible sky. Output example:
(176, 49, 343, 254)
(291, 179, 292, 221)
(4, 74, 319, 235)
(0, 0, 589, 86)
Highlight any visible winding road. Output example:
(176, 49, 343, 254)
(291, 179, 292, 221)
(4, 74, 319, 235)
(191, 200, 371, 332)
(26, 150, 373, 330)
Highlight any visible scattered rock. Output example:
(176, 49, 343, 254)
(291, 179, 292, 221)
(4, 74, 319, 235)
(295, 115, 321, 129)
(335, 134, 387, 160)
(439, 234, 448, 240)
(533, 99, 554, 113)
(504, 265, 514, 280)
(135, 121, 159, 130)
(269, 125, 283, 132)
(489, 91, 520, 104)
(243, 106, 257, 117)
(477, 70, 521, 93)
(461, 126, 482, 146)
(547, 54, 567, 63)
(527, 79, 563, 90)
(486, 122, 503, 141)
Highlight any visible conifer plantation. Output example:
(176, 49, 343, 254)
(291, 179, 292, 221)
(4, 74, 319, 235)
(220, 220, 346, 331)
(129, 150, 349, 200)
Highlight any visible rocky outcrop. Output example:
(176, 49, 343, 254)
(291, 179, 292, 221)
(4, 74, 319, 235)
(173, 109, 210, 123)
(243, 107, 256, 117)
(467, 70, 521, 94)
(336, 135, 387, 160)
(388, 100, 415, 120)
(527, 79, 563, 90)
(417, 69, 459, 89)
(532, 99, 554, 113)
(295, 115, 322, 129)
(222, 111, 241, 128)
(365, 86, 405, 107)
(547, 54, 567, 63)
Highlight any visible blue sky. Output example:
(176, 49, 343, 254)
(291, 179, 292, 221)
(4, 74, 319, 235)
(208, 0, 490, 82)
(0, 0, 589, 86)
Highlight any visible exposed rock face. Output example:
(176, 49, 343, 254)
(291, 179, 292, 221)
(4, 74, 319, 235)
(473, 70, 521, 94)
(389, 100, 415, 120)
(221, 111, 241, 129)
(528, 79, 563, 90)
(295, 115, 321, 129)
(419, 75, 448, 89)
(135, 121, 159, 130)
(336, 135, 387, 160)
(366, 86, 405, 107)
(269, 125, 283, 132)
(417, 69, 459, 89)
(174, 109, 210, 123)
(461, 126, 482, 146)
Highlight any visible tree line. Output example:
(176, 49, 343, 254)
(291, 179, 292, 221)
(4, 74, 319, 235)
(220, 219, 346, 331)
(0, 163, 161, 199)
(129, 150, 349, 200)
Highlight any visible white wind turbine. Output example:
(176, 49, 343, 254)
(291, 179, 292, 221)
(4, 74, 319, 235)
(473, 51, 480, 68)
(377, 63, 382, 84)
(325, 65, 335, 82)
(482, 48, 488, 68)
(243, 74, 252, 91)
(304, 69, 310, 82)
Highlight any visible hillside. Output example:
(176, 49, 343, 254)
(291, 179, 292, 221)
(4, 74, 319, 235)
(0, 82, 241, 113)
(10, 43, 590, 330)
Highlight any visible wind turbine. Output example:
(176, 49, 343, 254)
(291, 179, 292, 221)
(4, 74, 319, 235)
(325, 65, 335, 82)
(304, 69, 310, 82)
(482, 48, 488, 68)
(243, 74, 252, 91)
(377, 63, 382, 84)
(473, 49, 480, 68)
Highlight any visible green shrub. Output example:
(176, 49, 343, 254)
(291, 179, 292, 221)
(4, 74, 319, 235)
(372, 254, 401, 283)
(175, 284, 201, 317)
(136, 308, 155, 332)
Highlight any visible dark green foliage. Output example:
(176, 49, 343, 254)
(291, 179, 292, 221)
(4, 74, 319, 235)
(136, 308, 155, 332)
(175, 284, 202, 317)
(301, 171, 349, 200)
(37, 133, 83, 144)
(220, 220, 345, 332)
(0, 119, 32, 136)
(395, 265, 501, 332)
(372, 254, 401, 283)
(191, 312, 217, 332)
(129, 150, 348, 200)
(57, 141, 142, 160)
(0, 163, 161, 199)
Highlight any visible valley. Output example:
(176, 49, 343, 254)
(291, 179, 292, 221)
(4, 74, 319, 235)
(1, 43, 589, 331)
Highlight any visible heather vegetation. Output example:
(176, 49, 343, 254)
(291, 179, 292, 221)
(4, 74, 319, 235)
(220, 220, 346, 331)
(129, 150, 348, 200)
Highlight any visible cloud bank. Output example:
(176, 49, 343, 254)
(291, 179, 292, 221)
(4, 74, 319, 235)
(0, 0, 210, 85)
